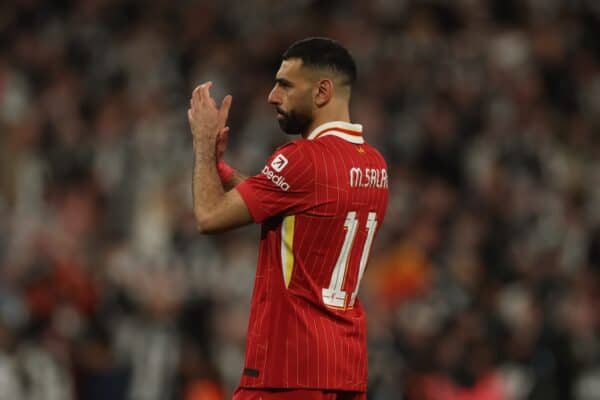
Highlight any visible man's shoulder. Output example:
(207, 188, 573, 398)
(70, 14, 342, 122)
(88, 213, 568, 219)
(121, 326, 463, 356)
(273, 138, 316, 152)
(362, 142, 388, 165)
(269, 139, 318, 169)
(271, 137, 387, 168)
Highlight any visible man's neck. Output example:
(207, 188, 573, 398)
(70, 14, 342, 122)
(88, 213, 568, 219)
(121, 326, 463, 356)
(302, 110, 351, 139)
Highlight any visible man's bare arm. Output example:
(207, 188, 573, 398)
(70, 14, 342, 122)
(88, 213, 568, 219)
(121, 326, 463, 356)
(193, 146, 251, 232)
(189, 82, 253, 233)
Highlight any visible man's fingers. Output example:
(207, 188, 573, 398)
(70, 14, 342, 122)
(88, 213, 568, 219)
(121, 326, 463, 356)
(219, 94, 233, 115)
(190, 83, 226, 135)
(221, 126, 230, 141)
(200, 82, 216, 107)
(193, 84, 203, 101)
(216, 126, 230, 145)
(191, 85, 202, 109)
(220, 95, 232, 114)
(218, 95, 233, 124)
(192, 82, 211, 108)
(216, 126, 230, 159)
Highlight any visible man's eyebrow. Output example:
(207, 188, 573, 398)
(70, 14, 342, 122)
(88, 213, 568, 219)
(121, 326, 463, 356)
(275, 77, 292, 86)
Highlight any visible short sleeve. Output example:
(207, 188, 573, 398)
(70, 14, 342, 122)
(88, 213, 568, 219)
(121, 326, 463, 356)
(236, 141, 315, 223)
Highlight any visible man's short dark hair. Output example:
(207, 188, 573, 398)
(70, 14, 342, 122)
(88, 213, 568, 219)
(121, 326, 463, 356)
(282, 37, 357, 87)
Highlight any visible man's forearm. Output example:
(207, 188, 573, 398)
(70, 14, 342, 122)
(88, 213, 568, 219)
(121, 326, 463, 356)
(193, 138, 225, 227)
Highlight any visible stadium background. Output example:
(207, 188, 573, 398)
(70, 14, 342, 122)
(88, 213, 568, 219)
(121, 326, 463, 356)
(1, 0, 599, 399)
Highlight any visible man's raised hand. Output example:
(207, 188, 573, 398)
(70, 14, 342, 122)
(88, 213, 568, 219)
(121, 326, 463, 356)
(188, 82, 233, 145)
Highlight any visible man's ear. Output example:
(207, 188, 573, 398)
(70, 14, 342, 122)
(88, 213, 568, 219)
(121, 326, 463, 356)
(314, 79, 333, 107)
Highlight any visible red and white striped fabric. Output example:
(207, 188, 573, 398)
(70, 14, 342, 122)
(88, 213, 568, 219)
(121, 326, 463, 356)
(235, 121, 389, 391)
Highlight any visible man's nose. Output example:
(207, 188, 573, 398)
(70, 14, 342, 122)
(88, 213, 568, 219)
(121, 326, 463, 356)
(268, 87, 280, 105)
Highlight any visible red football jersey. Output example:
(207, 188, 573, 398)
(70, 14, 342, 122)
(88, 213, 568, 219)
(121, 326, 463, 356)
(235, 121, 389, 391)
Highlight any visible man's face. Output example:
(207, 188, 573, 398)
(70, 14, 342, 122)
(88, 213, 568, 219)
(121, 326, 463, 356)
(267, 59, 314, 135)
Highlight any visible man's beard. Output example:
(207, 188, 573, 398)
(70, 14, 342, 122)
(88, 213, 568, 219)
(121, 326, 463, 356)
(277, 108, 313, 136)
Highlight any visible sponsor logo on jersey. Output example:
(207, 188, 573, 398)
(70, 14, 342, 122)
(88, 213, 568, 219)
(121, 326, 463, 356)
(262, 165, 290, 191)
(350, 167, 388, 189)
(271, 154, 289, 172)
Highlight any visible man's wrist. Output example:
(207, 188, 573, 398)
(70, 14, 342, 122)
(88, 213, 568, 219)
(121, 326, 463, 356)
(193, 136, 217, 162)
(217, 159, 234, 183)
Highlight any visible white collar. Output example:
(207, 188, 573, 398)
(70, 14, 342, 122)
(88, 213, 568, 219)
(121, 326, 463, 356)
(306, 121, 364, 144)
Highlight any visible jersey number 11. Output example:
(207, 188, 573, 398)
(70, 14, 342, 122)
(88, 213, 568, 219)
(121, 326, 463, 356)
(322, 211, 378, 309)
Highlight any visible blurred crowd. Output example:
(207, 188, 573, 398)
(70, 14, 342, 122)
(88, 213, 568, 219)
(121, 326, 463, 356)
(1, 0, 599, 399)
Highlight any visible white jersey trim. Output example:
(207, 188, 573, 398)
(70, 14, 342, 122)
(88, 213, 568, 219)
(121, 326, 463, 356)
(306, 121, 364, 144)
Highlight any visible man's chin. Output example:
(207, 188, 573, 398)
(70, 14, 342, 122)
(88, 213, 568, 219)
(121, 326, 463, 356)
(278, 120, 299, 135)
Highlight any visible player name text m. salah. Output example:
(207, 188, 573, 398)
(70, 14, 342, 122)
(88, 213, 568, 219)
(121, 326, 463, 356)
(349, 167, 388, 189)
